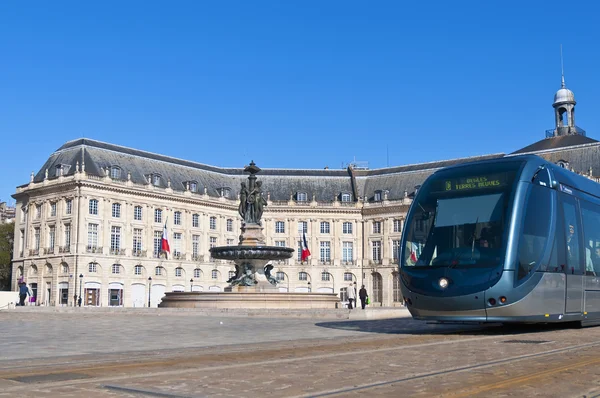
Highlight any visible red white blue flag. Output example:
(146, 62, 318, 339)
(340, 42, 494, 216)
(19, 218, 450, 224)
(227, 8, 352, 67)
(301, 232, 311, 261)
(161, 221, 170, 256)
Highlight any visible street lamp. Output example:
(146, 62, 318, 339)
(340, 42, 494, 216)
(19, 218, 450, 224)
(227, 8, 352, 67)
(190, 278, 194, 292)
(307, 281, 311, 293)
(78, 274, 83, 307)
(148, 276, 152, 307)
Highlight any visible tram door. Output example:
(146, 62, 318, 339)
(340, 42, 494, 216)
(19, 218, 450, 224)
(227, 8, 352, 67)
(562, 194, 584, 314)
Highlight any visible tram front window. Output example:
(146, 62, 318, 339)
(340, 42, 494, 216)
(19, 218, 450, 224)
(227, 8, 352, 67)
(402, 161, 522, 269)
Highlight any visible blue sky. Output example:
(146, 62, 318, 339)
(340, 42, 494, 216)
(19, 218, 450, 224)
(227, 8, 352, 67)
(2, 1, 600, 203)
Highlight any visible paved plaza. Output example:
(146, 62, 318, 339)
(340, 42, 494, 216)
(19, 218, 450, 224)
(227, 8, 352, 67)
(2, 308, 600, 397)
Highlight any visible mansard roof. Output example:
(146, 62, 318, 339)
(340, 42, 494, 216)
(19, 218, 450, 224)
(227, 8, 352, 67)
(26, 133, 600, 202)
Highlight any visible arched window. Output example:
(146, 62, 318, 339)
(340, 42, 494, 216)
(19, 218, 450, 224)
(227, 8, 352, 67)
(372, 272, 383, 303)
(298, 272, 308, 281)
(110, 166, 121, 180)
(134, 265, 143, 275)
(341, 193, 352, 202)
(155, 266, 164, 276)
(297, 192, 308, 202)
(175, 267, 184, 277)
(193, 268, 202, 278)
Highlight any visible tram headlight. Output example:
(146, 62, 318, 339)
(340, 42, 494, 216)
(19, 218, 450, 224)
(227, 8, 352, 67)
(438, 277, 449, 289)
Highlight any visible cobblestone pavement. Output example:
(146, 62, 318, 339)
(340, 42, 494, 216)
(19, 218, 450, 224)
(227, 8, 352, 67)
(1, 310, 600, 397)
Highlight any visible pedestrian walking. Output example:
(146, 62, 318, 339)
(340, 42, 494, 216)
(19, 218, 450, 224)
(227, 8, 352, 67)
(359, 285, 368, 310)
(18, 283, 30, 306)
(347, 283, 356, 309)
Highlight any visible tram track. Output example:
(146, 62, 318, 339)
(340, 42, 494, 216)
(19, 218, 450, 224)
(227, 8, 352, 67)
(1, 327, 598, 397)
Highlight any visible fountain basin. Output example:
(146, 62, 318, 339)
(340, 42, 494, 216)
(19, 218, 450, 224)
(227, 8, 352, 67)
(210, 245, 294, 260)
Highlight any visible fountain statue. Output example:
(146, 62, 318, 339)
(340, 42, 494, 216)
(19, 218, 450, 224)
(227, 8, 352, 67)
(210, 161, 293, 291)
(158, 161, 339, 309)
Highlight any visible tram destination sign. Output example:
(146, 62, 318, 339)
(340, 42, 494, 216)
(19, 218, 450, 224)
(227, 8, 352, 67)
(434, 172, 509, 193)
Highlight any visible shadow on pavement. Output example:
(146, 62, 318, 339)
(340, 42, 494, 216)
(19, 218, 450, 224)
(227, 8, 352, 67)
(315, 317, 583, 336)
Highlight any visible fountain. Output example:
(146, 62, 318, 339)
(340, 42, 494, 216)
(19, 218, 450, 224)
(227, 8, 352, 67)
(159, 161, 340, 309)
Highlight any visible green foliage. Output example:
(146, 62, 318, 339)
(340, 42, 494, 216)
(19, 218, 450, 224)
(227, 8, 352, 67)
(0, 223, 14, 291)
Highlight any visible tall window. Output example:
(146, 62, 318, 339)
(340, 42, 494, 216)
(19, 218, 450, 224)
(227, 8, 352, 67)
(210, 237, 217, 248)
(194, 268, 201, 278)
(373, 221, 381, 234)
(133, 228, 143, 254)
(154, 209, 162, 223)
(210, 216, 217, 230)
(134, 265, 143, 275)
(299, 272, 308, 281)
(343, 222, 353, 234)
(112, 264, 120, 274)
(173, 233, 182, 256)
(34, 228, 40, 250)
(392, 240, 401, 262)
(192, 235, 200, 258)
(343, 242, 353, 262)
(320, 222, 330, 234)
(297, 240, 303, 261)
(372, 241, 381, 262)
(175, 267, 183, 277)
(174, 211, 181, 225)
(298, 221, 308, 234)
(112, 203, 121, 218)
(134, 206, 143, 221)
(320, 241, 331, 262)
(110, 226, 121, 251)
(89, 199, 98, 215)
(48, 226, 56, 250)
(64, 224, 71, 248)
(192, 214, 199, 228)
(211, 269, 218, 279)
(227, 219, 233, 232)
(65, 199, 72, 215)
(393, 219, 402, 233)
(275, 221, 285, 233)
(153, 231, 162, 258)
(393, 272, 402, 302)
(35, 204, 41, 219)
(155, 266, 163, 276)
(88, 224, 98, 249)
(50, 202, 57, 217)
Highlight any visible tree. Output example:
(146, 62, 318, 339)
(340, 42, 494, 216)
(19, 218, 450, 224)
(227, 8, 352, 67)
(0, 223, 14, 291)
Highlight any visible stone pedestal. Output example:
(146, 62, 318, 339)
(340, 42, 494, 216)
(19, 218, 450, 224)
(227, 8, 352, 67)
(238, 223, 266, 246)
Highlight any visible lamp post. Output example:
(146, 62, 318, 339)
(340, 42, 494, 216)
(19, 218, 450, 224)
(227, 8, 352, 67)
(307, 281, 311, 293)
(148, 276, 152, 307)
(190, 278, 193, 292)
(78, 274, 83, 307)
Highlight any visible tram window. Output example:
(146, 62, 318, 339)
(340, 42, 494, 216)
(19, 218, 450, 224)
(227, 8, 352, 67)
(562, 194, 582, 275)
(580, 201, 600, 275)
(517, 184, 551, 280)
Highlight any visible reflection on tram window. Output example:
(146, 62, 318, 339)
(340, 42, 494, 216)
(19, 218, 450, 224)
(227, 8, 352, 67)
(581, 201, 600, 275)
(516, 184, 551, 280)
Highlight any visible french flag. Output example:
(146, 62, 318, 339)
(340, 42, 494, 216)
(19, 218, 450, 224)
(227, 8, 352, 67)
(301, 232, 311, 261)
(161, 221, 170, 257)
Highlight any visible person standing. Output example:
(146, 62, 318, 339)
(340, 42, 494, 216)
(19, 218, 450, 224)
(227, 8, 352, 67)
(359, 285, 368, 310)
(18, 283, 30, 306)
(347, 283, 356, 309)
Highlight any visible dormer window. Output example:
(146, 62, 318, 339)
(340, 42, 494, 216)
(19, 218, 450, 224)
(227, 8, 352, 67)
(374, 190, 383, 202)
(297, 192, 308, 202)
(341, 193, 352, 202)
(110, 166, 121, 180)
(189, 181, 198, 192)
(557, 160, 569, 169)
(146, 174, 162, 186)
(218, 187, 231, 198)
(55, 164, 71, 177)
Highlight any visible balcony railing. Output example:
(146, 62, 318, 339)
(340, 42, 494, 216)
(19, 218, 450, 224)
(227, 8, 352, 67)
(341, 260, 356, 266)
(132, 249, 147, 257)
(59, 246, 71, 253)
(86, 246, 103, 254)
(173, 252, 185, 260)
(319, 260, 332, 265)
(370, 259, 383, 265)
(110, 248, 126, 256)
(29, 248, 39, 256)
(192, 254, 204, 262)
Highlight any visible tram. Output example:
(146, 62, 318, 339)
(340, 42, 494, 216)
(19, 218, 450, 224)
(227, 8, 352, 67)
(399, 154, 600, 325)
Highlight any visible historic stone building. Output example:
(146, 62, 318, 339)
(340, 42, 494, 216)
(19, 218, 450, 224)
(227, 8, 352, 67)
(11, 79, 600, 307)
